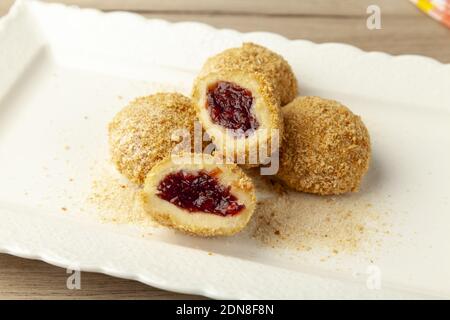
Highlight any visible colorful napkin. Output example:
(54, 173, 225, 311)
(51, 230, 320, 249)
(410, 0, 450, 28)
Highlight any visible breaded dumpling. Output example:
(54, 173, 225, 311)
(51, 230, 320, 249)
(277, 96, 371, 195)
(142, 153, 256, 236)
(192, 43, 297, 165)
(109, 93, 196, 185)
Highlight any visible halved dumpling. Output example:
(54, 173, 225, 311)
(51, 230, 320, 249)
(192, 43, 295, 165)
(142, 154, 256, 236)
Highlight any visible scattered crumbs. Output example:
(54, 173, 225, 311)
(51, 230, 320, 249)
(208, 252, 214, 256)
(61, 207, 68, 212)
(86, 166, 157, 227)
(64, 145, 71, 151)
(86, 161, 391, 258)
(83, 116, 89, 120)
(246, 176, 391, 255)
(244, 169, 286, 201)
(117, 95, 123, 100)
(69, 178, 74, 182)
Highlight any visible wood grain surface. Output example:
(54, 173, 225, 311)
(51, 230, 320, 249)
(0, 0, 449, 300)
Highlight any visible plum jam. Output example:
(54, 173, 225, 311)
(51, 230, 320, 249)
(206, 81, 259, 135)
(156, 170, 245, 216)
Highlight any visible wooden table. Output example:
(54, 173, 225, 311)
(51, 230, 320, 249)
(0, 0, 449, 300)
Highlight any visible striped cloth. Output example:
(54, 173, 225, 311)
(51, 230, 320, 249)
(410, 0, 450, 28)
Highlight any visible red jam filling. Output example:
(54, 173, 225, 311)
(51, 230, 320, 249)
(156, 170, 245, 216)
(206, 81, 259, 135)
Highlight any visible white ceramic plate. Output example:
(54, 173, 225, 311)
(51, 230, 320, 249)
(1, 0, 449, 299)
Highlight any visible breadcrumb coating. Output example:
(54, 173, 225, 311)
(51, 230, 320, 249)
(197, 42, 298, 105)
(277, 96, 371, 195)
(108, 93, 196, 185)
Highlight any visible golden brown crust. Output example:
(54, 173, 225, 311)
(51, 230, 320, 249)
(141, 154, 256, 237)
(276, 96, 371, 195)
(197, 43, 298, 105)
(108, 93, 196, 185)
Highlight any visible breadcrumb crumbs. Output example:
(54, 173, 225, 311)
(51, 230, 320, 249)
(108, 93, 197, 185)
(86, 166, 157, 227)
(277, 96, 371, 195)
(197, 42, 298, 106)
(245, 174, 389, 254)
